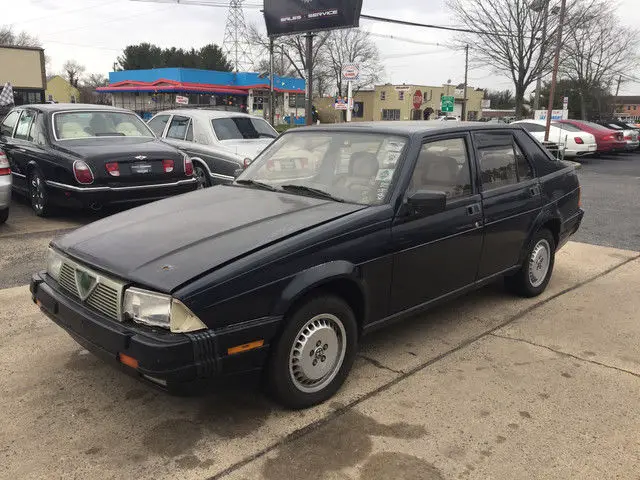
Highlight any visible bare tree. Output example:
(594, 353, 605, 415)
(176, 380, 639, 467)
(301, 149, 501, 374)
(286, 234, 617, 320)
(324, 29, 383, 96)
(561, 2, 639, 119)
(0, 25, 40, 47)
(448, 0, 597, 118)
(63, 60, 86, 88)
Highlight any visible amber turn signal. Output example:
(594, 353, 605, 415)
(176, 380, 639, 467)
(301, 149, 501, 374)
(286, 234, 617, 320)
(227, 340, 264, 356)
(119, 353, 139, 369)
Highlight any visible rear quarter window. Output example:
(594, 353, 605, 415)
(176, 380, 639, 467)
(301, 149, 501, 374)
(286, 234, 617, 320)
(513, 130, 564, 177)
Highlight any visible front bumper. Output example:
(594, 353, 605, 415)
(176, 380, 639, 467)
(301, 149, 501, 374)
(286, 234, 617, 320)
(0, 174, 11, 210)
(625, 140, 639, 151)
(31, 273, 279, 394)
(45, 178, 198, 209)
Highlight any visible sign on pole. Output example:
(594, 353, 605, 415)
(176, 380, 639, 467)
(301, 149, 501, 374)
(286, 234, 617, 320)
(264, 0, 364, 37)
(342, 64, 360, 81)
(563, 96, 569, 110)
(441, 95, 455, 113)
(413, 90, 423, 110)
(534, 109, 568, 121)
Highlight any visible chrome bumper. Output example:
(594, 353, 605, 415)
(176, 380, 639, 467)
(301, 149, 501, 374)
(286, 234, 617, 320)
(0, 174, 11, 209)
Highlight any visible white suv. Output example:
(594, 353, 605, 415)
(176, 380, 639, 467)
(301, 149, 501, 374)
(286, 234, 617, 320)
(0, 149, 11, 224)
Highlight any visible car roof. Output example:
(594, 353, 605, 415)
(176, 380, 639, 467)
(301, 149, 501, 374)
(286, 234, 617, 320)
(152, 109, 267, 121)
(292, 121, 524, 137)
(14, 103, 135, 115)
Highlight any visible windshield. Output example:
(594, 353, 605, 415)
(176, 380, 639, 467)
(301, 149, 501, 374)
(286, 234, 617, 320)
(54, 111, 154, 140)
(237, 131, 407, 205)
(553, 122, 582, 132)
(212, 117, 278, 140)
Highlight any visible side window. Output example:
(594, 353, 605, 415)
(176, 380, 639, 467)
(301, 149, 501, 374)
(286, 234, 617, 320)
(28, 113, 46, 145)
(166, 115, 190, 140)
(409, 137, 472, 199)
(476, 133, 533, 190)
(14, 110, 36, 140)
(1, 111, 20, 137)
(185, 120, 194, 142)
(147, 115, 170, 137)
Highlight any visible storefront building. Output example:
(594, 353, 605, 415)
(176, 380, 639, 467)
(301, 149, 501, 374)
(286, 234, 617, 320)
(0, 45, 46, 108)
(97, 68, 306, 123)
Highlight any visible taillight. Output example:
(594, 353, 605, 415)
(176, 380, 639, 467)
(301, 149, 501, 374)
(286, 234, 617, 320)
(624, 135, 632, 141)
(0, 150, 10, 176)
(73, 160, 94, 184)
(183, 157, 193, 176)
(105, 162, 120, 177)
(604, 134, 614, 141)
(243, 158, 252, 168)
(574, 137, 584, 144)
(162, 159, 174, 173)
(617, 133, 624, 141)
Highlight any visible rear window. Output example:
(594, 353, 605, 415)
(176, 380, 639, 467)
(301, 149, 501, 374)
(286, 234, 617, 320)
(54, 111, 154, 139)
(212, 117, 277, 141)
(553, 122, 581, 132)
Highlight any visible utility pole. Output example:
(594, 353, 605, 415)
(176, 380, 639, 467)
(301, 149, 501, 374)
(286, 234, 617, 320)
(615, 75, 623, 97)
(305, 33, 314, 126)
(544, 0, 566, 142)
(462, 44, 469, 121)
(269, 38, 275, 126)
(534, 0, 550, 112)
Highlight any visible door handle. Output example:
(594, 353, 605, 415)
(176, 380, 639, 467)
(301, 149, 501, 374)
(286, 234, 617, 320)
(467, 203, 481, 215)
(529, 185, 540, 196)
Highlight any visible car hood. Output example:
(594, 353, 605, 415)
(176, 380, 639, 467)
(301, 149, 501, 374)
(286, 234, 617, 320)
(54, 137, 183, 161)
(220, 139, 274, 159)
(53, 186, 365, 292)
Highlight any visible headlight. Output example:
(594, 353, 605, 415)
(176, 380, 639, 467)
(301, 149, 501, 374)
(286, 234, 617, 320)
(47, 247, 64, 281)
(123, 287, 207, 333)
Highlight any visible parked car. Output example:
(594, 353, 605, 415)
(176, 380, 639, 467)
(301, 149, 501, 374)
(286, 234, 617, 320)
(594, 120, 639, 151)
(0, 148, 11, 224)
(32, 121, 583, 408)
(0, 104, 197, 216)
(148, 109, 278, 189)
(556, 119, 626, 154)
(512, 120, 597, 158)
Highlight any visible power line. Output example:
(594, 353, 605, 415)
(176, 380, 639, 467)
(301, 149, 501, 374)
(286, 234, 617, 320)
(360, 14, 517, 38)
(130, 0, 261, 8)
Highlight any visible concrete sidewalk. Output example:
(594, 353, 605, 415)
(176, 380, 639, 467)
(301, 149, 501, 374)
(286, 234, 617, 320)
(1, 242, 639, 480)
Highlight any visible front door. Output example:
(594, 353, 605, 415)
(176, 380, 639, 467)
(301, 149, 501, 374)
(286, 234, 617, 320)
(474, 131, 543, 278)
(390, 134, 484, 314)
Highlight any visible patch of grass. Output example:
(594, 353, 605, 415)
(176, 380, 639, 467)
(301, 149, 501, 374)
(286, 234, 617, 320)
(275, 124, 298, 133)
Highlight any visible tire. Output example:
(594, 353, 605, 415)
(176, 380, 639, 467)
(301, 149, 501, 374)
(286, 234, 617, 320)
(194, 164, 210, 189)
(266, 294, 358, 409)
(0, 208, 8, 224)
(29, 169, 51, 217)
(505, 229, 556, 297)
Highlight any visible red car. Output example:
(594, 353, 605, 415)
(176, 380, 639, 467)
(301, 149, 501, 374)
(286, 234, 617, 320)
(557, 120, 626, 154)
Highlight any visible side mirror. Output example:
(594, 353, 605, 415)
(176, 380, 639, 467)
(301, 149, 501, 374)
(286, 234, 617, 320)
(406, 190, 447, 216)
(233, 168, 244, 178)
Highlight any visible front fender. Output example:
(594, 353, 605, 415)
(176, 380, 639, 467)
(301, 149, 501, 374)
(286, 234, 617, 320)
(273, 261, 366, 317)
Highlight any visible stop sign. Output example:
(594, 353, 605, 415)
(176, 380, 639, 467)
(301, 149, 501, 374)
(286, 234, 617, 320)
(413, 90, 423, 110)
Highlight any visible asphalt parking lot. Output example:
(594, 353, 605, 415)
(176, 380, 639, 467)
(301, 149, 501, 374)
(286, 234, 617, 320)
(1, 153, 639, 479)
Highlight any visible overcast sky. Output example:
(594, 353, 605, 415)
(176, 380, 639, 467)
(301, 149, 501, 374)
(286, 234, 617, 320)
(5, 0, 640, 95)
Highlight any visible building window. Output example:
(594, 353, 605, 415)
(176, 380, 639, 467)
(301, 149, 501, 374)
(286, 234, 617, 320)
(380, 91, 386, 101)
(382, 109, 401, 121)
(628, 106, 632, 111)
(288, 94, 305, 108)
(352, 102, 364, 118)
(398, 91, 405, 101)
(70, 95, 76, 103)
(253, 95, 264, 111)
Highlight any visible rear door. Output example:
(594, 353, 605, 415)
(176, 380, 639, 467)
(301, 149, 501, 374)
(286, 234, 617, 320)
(474, 131, 542, 279)
(6, 110, 37, 193)
(0, 110, 24, 187)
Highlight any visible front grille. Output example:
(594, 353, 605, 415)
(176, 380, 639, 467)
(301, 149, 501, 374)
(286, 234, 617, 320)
(55, 259, 123, 321)
(58, 263, 79, 297)
(86, 283, 120, 320)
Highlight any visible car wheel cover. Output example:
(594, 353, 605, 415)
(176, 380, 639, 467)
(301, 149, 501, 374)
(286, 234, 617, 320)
(528, 239, 551, 288)
(31, 174, 45, 212)
(195, 166, 207, 189)
(289, 313, 347, 394)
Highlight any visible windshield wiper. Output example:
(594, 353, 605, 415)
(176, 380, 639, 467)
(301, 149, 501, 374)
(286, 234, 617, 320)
(281, 184, 345, 202)
(235, 179, 278, 192)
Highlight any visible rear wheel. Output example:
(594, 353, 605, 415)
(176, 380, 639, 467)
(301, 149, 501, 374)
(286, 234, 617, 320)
(505, 229, 556, 297)
(30, 170, 51, 217)
(267, 294, 358, 409)
(194, 164, 210, 189)
(0, 208, 8, 224)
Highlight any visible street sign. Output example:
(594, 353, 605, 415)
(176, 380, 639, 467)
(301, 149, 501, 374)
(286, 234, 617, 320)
(441, 95, 455, 113)
(534, 109, 568, 121)
(264, 0, 364, 37)
(413, 90, 423, 110)
(395, 85, 411, 92)
(176, 95, 189, 105)
(342, 64, 360, 81)
(481, 99, 491, 109)
(563, 96, 569, 110)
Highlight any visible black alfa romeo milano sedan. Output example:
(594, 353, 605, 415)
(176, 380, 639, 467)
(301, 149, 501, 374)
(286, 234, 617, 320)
(0, 104, 197, 216)
(31, 122, 583, 409)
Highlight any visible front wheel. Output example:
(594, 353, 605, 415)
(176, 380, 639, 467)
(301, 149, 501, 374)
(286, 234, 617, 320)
(266, 294, 358, 409)
(505, 229, 556, 297)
